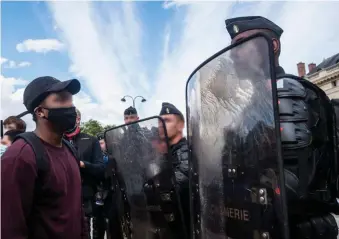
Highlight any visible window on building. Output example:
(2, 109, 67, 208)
(332, 80, 337, 87)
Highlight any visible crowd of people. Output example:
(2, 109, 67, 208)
(1, 15, 339, 239)
(0, 74, 188, 239)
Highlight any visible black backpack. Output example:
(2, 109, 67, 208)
(13, 132, 79, 194)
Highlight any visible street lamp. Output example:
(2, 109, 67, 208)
(121, 95, 147, 108)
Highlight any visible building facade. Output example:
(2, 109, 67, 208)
(297, 53, 339, 99)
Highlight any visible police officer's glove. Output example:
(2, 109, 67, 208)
(291, 213, 338, 239)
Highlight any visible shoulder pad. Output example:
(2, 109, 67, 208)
(276, 75, 306, 98)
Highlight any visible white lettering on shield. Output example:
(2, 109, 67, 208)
(210, 204, 250, 222)
(224, 207, 250, 221)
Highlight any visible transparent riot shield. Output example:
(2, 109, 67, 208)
(186, 33, 289, 239)
(104, 116, 188, 239)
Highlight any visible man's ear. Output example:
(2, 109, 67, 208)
(35, 107, 46, 119)
(272, 38, 280, 55)
(177, 120, 185, 133)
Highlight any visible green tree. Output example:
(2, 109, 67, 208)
(80, 119, 103, 136)
(103, 124, 116, 131)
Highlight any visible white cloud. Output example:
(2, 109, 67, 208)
(2, 60, 31, 69)
(47, 1, 149, 126)
(16, 39, 64, 53)
(146, 1, 339, 123)
(0, 57, 8, 65)
(0, 75, 34, 131)
(17, 61, 31, 67)
(4, 1, 333, 132)
(144, 2, 234, 120)
(162, 0, 188, 9)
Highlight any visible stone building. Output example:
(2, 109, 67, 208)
(297, 53, 339, 99)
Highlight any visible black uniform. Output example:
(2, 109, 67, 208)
(159, 102, 190, 236)
(170, 137, 190, 234)
(225, 16, 339, 238)
(64, 131, 105, 238)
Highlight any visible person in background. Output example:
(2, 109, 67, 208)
(64, 108, 105, 239)
(1, 130, 24, 147)
(3, 115, 27, 132)
(123, 106, 139, 124)
(0, 144, 6, 157)
(91, 133, 110, 239)
(98, 133, 108, 164)
(97, 132, 124, 239)
(1, 76, 87, 238)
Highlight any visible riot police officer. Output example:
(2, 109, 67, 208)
(223, 16, 338, 238)
(124, 106, 139, 124)
(225, 16, 285, 77)
(159, 102, 190, 235)
(104, 111, 188, 239)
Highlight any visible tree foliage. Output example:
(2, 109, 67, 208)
(103, 124, 116, 131)
(80, 119, 116, 136)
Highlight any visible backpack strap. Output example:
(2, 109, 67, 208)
(62, 138, 80, 165)
(13, 132, 49, 232)
(13, 132, 49, 174)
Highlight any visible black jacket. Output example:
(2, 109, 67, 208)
(170, 137, 190, 236)
(65, 132, 105, 199)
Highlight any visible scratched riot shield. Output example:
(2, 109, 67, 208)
(186, 33, 289, 239)
(104, 116, 188, 239)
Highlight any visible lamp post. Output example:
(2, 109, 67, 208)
(121, 95, 146, 108)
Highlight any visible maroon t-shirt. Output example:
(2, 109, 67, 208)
(1, 139, 87, 239)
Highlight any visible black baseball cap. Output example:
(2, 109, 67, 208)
(23, 76, 81, 112)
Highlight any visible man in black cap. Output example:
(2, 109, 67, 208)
(124, 106, 139, 124)
(159, 102, 190, 235)
(225, 16, 285, 77)
(159, 102, 186, 146)
(1, 76, 87, 238)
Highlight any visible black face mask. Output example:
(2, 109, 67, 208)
(43, 106, 77, 132)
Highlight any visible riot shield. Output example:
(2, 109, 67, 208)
(104, 116, 188, 239)
(186, 33, 289, 239)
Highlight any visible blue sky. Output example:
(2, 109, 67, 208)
(1, 1, 339, 130)
(2, 2, 70, 81)
(1, 1, 173, 97)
